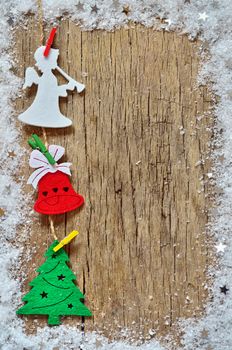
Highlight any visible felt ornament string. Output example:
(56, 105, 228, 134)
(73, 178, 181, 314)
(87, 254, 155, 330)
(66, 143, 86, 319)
(37, 0, 57, 240)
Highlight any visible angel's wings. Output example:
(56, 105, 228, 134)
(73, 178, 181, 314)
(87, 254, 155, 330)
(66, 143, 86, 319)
(23, 67, 40, 89)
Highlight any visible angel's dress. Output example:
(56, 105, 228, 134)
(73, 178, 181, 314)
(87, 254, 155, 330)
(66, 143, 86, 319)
(18, 71, 72, 128)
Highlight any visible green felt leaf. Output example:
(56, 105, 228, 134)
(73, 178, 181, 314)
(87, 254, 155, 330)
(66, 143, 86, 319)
(17, 240, 92, 326)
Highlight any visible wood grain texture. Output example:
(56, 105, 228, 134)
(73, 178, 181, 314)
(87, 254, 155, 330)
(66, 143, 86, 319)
(14, 18, 214, 341)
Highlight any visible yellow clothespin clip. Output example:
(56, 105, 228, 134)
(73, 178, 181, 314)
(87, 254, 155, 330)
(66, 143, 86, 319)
(53, 230, 79, 252)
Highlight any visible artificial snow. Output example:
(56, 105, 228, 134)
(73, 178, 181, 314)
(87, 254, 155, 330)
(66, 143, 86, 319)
(1, 0, 232, 349)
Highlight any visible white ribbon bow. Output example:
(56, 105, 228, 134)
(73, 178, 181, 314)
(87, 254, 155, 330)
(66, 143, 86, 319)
(27, 145, 72, 189)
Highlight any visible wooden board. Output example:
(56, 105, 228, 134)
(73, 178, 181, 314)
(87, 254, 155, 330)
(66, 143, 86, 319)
(14, 18, 214, 341)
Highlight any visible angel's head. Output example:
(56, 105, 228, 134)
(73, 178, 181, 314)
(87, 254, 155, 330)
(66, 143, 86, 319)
(34, 46, 59, 72)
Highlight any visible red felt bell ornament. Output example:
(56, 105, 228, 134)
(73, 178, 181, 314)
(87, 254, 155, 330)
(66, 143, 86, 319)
(27, 135, 84, 216)
(34, 171, 84, 215)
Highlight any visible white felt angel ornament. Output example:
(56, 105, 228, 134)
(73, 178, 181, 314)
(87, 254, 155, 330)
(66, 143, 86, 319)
(18, 46, 85, 128)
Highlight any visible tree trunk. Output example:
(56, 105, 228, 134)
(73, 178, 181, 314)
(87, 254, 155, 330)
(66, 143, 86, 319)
(48, 314, 60, 326)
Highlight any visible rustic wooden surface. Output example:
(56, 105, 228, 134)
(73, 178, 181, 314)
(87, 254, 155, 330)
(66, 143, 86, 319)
(14, 18, 213, 341)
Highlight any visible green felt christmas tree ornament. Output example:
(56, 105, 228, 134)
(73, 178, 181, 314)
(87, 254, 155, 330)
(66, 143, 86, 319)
(17, 240, 92, 326)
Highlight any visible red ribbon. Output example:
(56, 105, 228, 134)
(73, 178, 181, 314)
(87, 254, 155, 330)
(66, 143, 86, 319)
(44, 27, 57, 57)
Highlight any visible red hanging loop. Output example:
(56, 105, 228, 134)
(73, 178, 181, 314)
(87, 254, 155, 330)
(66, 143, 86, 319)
(44, 27, 57, 57)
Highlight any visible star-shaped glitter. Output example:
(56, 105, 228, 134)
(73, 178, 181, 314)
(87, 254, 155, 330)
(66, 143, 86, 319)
(68, 303, 73, 308)
(57, 274, 65, 281)
(201, 329, 209, 338)
(215, 242, 226, 253)
(122, 5, 130, 15)
(220, 285, 229, 295)
(7, 17, 14, 26)
(76, 1, 84, 11)
(91, 4, 99, 13)
(40, 291, 48, 298)
(8, 151, 16, 158)
(198, 12, 209, 21)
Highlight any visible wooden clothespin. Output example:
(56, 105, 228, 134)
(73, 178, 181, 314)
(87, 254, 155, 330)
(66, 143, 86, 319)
(28, 134, 56, 165)
(53, 230, 79, 252)
(44, 27, 57, 57)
